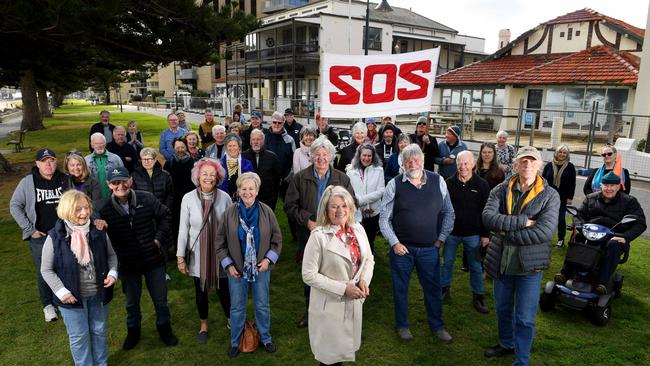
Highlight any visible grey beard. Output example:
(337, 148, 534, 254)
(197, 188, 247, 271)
(405, 169, 422, 180)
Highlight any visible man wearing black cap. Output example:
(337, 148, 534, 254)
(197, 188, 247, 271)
(98, 167, 178, 349)
(375, 123, 397, 166)
(556, 171, 646, 294)
(10, 148, 71, 322)
(241, 111, 264, 151)
(284, 108, 303, 145)
(409, 116, 439, 172)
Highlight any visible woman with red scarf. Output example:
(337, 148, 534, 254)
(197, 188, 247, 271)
(302, 186, 375, 366)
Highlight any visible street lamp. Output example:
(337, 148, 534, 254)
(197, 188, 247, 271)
(364, 0, 393, 55)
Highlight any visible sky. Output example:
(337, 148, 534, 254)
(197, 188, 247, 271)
(386, 0, 649, 53)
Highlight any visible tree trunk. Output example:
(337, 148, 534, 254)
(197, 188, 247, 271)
(104, 81, 111, 105)
(37, 86, 52, 118)
(0, 152, 13, 173)
(52, 91, 65, 107)
(20, 69, 44, 131)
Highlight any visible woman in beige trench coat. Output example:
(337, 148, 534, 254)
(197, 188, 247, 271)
(302, 185, 375, 365)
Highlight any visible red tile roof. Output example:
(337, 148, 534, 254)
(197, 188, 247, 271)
(436, 54, 565, 85)
(436, 46, 639, 86)
(500, 46, 639, 85)
(544, 8, 645, 38)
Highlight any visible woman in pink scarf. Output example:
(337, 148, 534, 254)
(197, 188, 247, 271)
(41, 190, 118, 365)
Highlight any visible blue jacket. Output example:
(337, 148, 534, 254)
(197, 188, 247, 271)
(159, 127, 187, 161)
(435, 140, 467, 179)
(218, 155, 254, 193)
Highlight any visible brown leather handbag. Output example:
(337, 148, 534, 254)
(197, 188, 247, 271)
(238, 320, 260, 352)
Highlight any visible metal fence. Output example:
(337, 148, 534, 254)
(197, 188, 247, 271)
(133, 96, 650, 176)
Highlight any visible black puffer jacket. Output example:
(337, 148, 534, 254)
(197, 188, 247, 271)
(482, 175, 560, 279)
(98, 190, 171, 273)
(575, 192, 646, 243)
(131, 162, 174, 210)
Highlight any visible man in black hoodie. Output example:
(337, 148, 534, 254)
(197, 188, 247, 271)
(442, 151, 491, 313)
(10, 148, 71, 322)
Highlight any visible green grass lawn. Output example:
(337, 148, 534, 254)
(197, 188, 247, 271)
(1, 106, 649, 365)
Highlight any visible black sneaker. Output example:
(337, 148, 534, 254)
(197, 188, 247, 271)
(554, 273, 567, 284)
(264, 342, 277, 353)
(484, 344, 514, 358)
(595, 284, 608, 295)
(157, 324, 178, 347)
(122, 327, 141, 350)
(197, 331, 208, 344)
(472, 293, 489, 314)
(228, 347, 240, 358)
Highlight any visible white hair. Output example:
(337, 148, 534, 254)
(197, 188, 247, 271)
(456, 150, 475, 163)
(113, 125, 126, 133)
(400, 143, 424, 163)
(90, 132, 106, 143)
(250, 128, 265, 140)
(271, 111, 284, 121)
(212, 125, 226, 134)
(352, 122, 367, 135)
(496, 130, 509, 139)
(310, 136, 336, 158)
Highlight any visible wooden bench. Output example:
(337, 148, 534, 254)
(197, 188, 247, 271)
(6, 129, 27, 152)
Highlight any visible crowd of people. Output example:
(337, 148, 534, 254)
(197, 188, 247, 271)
(9, 107, 646, 366)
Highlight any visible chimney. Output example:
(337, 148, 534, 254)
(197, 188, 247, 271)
(498, 29, 511, 49)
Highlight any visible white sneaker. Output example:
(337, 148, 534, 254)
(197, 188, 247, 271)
(43, 305, 58, 322)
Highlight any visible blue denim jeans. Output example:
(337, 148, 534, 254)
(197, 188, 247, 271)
(29, 236, 54, 306)
(121, 263, 171, 328)
(389, 245, 443, 331)
(441, 234, 483, 294)
(228, 270, 272, 347)
(493, 272, 543, 366)
(58, 294, 109, 366)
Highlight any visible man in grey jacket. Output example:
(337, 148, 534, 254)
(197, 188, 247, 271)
(10, 148, 71, 322)
(85, 132, 124, 200)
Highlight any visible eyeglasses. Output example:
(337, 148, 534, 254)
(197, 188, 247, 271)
(601, 152, 614, 157)
(141, 158, 155, 162)
(272, 121, 284, 125)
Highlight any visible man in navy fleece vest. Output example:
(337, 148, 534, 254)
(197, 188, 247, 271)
(379, 144, 455, 343)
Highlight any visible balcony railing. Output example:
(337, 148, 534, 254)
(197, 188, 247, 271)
(263, 0, 308, 14)
(245, 43, 319, 62)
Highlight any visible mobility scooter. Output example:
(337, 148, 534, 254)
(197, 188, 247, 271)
(539, 206, 638, 326)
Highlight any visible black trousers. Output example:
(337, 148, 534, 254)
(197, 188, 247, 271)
(193, 276, 231, 320)
(361, 215, 380, 254)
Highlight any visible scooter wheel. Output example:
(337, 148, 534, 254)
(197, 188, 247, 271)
(591, 305, 611, 326)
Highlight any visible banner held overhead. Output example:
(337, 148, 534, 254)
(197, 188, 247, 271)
(320, 48, 440, 118)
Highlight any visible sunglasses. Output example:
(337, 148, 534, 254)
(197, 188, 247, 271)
(416, 122, 426, 126)
(601, 152, 614, 157)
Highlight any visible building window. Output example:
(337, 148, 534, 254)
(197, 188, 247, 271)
(560, 31, 565, 38)
(567, 28, 573, 40)
(363, 26, 382, 51)
(575, 30, 581, 37)
(251, 0, 257, 16)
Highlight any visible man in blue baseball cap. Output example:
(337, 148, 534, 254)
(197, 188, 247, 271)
(98, 166, 178, 349)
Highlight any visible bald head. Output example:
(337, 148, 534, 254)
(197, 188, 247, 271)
(456, 150, 475, 180)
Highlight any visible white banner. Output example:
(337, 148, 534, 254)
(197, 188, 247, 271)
(320, 48, 440, 118)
